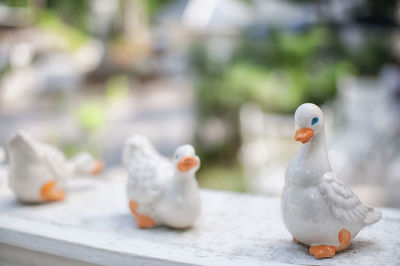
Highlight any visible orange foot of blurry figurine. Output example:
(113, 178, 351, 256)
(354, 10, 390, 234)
(129, 200, 156, 228)
(309, 229, 352, 259)
(309, 245, 336, 259)
(40, 181, 65, 202)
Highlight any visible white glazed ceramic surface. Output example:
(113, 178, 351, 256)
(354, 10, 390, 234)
(123, 135, 201, 229)
(281, 103, 381, 253)
(7, 131, 102, 203)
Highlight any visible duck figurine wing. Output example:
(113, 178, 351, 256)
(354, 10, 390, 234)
(126, 160, 167, 206)
(37, 142, 72, 184)
(123, 135, 173, 206)
(123, 134, 202, 229)
(319, 172, 381, 226)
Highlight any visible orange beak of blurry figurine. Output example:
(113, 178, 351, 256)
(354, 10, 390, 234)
(177, 156, 199, 172)
(295, 128, 314, 144)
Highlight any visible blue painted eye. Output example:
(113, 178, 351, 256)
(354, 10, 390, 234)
(175, 154, 179, 159)
(311, 117, 319, 125)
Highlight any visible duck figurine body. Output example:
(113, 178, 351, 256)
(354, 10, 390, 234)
(123, 135, 201, 229)
(7, 131, 104, 203)
(282, 103, 381, 259)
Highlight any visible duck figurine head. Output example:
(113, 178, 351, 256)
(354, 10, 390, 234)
(282, 103, 381, 259)
(173, 145, 200, 174)
(294, 103, 324, 144)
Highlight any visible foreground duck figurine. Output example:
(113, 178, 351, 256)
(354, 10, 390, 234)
(282, 103, 381, 259)
(7, 131, 104, 203)
(123, 135, 201, 229)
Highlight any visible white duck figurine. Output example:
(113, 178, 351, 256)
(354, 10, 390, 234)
(7, 131, 104, 203)
(282, 103, 381, 259)
(123, 135, 201, 229)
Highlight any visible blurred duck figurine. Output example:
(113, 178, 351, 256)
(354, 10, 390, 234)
(282, 103, 381, 259)
(123, 135, 201, 229)
(7, 131, 104, 203)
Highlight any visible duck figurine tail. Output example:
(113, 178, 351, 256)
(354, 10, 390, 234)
(282, 103, 381, 259)
(363, 205, 382, 225)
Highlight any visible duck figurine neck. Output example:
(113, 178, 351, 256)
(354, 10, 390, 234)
(286, 104, 331, 187)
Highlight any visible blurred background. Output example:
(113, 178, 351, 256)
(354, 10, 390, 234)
(0, 0, 399, 207)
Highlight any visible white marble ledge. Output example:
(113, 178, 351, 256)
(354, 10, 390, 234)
(0, 176, 399, 266)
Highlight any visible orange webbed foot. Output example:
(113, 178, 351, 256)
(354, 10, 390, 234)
(309, 245, 336, 259)
(136, 215, 156, 228)
(40, 181, 65, 202)
(308, 228, 351, 258)
(337, 228, 351, 252)
(129, 200, 156, 229)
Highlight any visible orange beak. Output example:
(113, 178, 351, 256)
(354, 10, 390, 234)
(177, 156, 199, 172)
(295, 128, 314, 144)
(91, 160, 105, 175)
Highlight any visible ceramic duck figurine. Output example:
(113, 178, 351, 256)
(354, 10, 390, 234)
(7, 131, 104, 203)
(123, 134, 201, 229)
(282, 103, 381, 259)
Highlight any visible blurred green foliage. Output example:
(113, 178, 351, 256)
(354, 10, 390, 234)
(143, 0, 175, 23)
(38, 11, 89, 51)
(193, 28, 354, 116)
(0, 0, 27, 7)
(44, 0, 90, 32)
(106, 74, 130, 102)
(197, 164, 246, 192)
(340, 34, 392, 75)
(191, 27, 355, 171)
(62, 143, 82, 159)
(68, 74, 129, 158)
(78, 100, 106, 133)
